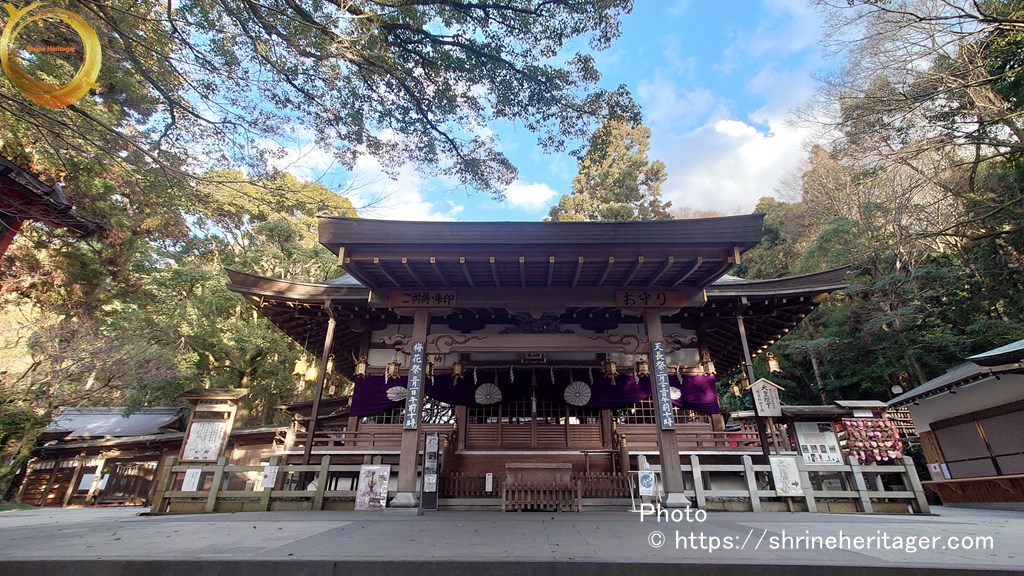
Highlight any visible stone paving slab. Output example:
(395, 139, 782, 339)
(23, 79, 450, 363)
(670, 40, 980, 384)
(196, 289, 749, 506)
(0, 505, 1021, 575)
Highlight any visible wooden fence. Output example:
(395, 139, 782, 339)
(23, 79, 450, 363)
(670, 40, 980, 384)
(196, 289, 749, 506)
(150, 453, 929, 514)
(668, 454, 930, 513)
(502, 482, 580, 512)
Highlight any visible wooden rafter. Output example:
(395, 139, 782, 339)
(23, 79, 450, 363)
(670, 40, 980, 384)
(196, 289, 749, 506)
(597, 256, 614, 286)
(489, 256, 501, 287)
(402, 257, 426, 287)
(572, 257, 584, 287)
(460, 256, 475, 287)
(622, 256, 644, 286)
(648, 256, 674, 286)
(430, 256, 449, 287)
(672, 257, 704, 286)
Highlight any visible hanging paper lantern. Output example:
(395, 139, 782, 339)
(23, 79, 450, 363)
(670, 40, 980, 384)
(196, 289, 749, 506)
(475, 383, 502, 405)
(564, 381, 592, 406)
(386, 386, 408, 401)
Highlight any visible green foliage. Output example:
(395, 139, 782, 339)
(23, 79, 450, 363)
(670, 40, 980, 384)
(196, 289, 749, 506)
(548, 119, 670, 221)
(1, 0, 638, 199)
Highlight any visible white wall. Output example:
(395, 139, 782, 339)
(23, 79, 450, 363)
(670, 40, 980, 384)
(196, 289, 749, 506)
(909, 373, 1024, 431)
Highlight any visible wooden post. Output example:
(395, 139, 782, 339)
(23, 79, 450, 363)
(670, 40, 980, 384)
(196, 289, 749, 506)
(902, 455, 931, 514)
(454, 405, 468, 450)
(62, 456, 85, 507)
(794, 456, 816, 513)
(85, 456, 107, 505)
(37, 461, 58, 506)
(848, 455, 873, 513)
(689, 454, 706, 509)
(204, 457, 227, 513)
(302, 307, 337, 466)
(149, 456, 177, 514)
(645, 309, 689, 508)
(313, 455, 331, 510)
(736, 311, 771, 461)
(0, 216, 24, 260)
(260, 456, 279, 511)
(742, 455, 761, 512)
(392, 309, 429, 511)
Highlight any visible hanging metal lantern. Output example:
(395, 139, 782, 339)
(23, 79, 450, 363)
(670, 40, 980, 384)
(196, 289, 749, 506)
(635, 356, 650, 378)
(603, 357, 619, 379)
(700, 349, 716, 376)
(740, 371, 750, 390)
(451, 358, 465, 381)
(425, 355, 435, 379)
(766, 351, 781, 374)
(353, 354, 368, 378)
(730, 382, 742, 397)
(326, 354, 335, 374)
(304, 363, 317, 382)
(386, 354, 402, 380)
(293, 357, 308, 376)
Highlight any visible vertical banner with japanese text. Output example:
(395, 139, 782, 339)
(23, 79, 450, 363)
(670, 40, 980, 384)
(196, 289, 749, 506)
(404, 341, 426, 430)
(650, 341, 675, 430)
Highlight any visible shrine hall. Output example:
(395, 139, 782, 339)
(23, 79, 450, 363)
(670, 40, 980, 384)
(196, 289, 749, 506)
(226, 216, 848, 509)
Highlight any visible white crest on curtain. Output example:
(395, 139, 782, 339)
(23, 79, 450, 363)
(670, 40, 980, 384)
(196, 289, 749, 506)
(475, 383, 502, 405)
(564, 381, 592, 406)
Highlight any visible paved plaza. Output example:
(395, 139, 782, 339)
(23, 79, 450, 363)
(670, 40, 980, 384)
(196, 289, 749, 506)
(0, 505, 1021, 575)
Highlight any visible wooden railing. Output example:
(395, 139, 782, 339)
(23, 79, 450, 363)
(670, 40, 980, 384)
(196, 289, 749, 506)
(616, 424, 764, 451)
(149, 453, 929, 514)
(662, 454, 930, 513)
(502, 482, 580, 512)
(291, 423, 452, 451)
(149, 455, 370, 514)
(575, 472, 629, 498)
(441, 472, 503, 498)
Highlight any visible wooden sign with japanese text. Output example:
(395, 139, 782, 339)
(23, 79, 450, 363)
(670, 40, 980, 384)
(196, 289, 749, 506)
(751, 378, 783, 418)
(403, 341, 426, 429)
(390, 290, 457, 308)
(650, 341, 675, 430)
(616, 289, 700, 308)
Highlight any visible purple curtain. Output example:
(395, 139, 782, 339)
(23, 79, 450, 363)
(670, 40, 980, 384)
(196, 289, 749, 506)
(674, 373, 721, 414)
(534, 368, 652, 409)
(350, 375, 405, 416)
(425, 367, 533, 407)
(351, 368, 535, 416)
(351, 368, 722, 416)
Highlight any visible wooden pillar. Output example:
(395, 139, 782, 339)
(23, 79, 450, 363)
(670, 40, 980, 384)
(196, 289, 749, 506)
(0, 215, 24, 260)
(85, 456, 107, 504)
(391, 309, 429, 511)
(710, 413, 725, 432)
(62, 456, 85, 507)
(454, 405, 468, 450)
(301, 305, 337, 466)
(644, 309, 690, 507)
(736, 311, 771, 461)
(37, 460, 58, 506)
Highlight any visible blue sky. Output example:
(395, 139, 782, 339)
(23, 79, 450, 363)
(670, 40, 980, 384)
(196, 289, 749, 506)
(271, 0, 834, 222)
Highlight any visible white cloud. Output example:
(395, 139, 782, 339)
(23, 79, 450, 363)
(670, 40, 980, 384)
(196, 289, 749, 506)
(503, 181, 558, 210)
(345, 155, 463, 222)
(265, 143, 336, 182)
(637, 71, 724, 130)
(653, 117, 810, 214)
